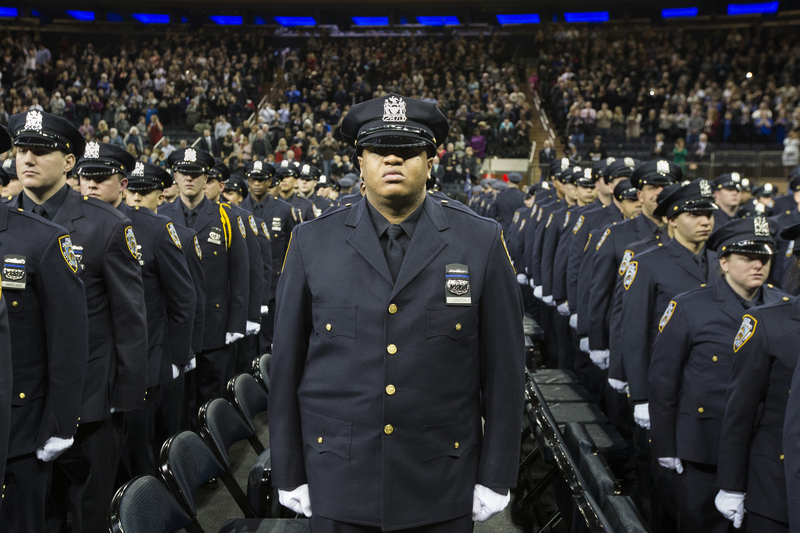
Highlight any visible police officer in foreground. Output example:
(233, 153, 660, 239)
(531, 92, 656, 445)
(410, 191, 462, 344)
(269, 94, 525, 529)
(0, 277, 9, 517)
(649, 217, 785, 533)
(6, 110, 148, 532)
(782, 226, 800, 532)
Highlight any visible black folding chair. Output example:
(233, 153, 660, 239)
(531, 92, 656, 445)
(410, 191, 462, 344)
(602, 495, 653, 533)
(109, 474, 202, 533)
(251, 353, 271, 394)
(578, 452, 621, 507)
(226, 373, 269, 438)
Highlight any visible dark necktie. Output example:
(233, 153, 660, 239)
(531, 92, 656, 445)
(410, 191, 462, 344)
(693, 253, 707, 278)
(185, 210, 196, 228)
(385, 224, 405, 282)
(33, 204, 48, 221)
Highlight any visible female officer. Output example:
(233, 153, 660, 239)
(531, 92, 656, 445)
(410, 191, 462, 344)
(649, 217, 786, 532)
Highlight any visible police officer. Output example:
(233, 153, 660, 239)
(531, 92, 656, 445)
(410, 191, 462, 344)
(276, 160, 316, 221)
(711, 173, 742, 230)
(240, 160, 297, 353)
(297, 164, 334, 216)
(6, 110, 147, 532)
(1, 159, 21, 201)
(782, 225, 800, 532)
(650, 217, 785, 533)
(0, 124, 88, 533)
(774, 170, 799, 213)
(771, 174, 800, 288)
(269, 94, 524, 529)
(316, 173, 335, 200)
(0, 277, 9, 516)
(159, 147, 249, 422)
(488, 172, 525, 232)
(75, 143, 196, 481)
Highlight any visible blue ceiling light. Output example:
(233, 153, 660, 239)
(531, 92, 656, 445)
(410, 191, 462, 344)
(210, 15, 242, 25)
(416, 16, 459, 26)
(727, 1, 779, 14)
(274, 16, 316, 26)
(254, 16, 266, 25)
(496, 14, 540, 25)
(662, 7, 699, 18)
(67, 10, 95, 21)
(0, 6, 17, 17)
(352, 16, 389, 26)
(133, 13, 170, 24)
(107, 12, 123, 22)
(564, 11, 610, 23)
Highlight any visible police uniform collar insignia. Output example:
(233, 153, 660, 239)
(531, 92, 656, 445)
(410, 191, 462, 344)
(623, 261, 638, 290)
(238, 217, 247, 238)
(733, 314, 757, 352)
(699, 179, 712, 197)
(754, 216, 770, 237)
(383, 95, 407, 122)
(84, 141, 100, 160)
(24, 110, 43, 132)
(167, 222, 182, 249)
(659, 301, 677, 332)
(2, 254, 27, 289)
(184, 148, 197, 162)
(194, 235, 202, 259)
(58, 236, 79, 273)
(445, 264, 471, 306)
(249, 215, 258, 235)
(132, 161, 145, 177)
(657, 160, 670, 176)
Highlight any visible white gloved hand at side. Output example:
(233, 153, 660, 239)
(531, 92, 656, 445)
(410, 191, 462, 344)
(634, 403, 650, 430)
(590, 349, 610, 370)
(517, 273, 528, 285)
(534, 286, 543, 299)
(246, 321, 261, 335)
(261, 305, 269, 315)
(579, 337, 589, 353)
(658, 457, 684, 474)
(172, 364, 180, 379)
(608, 378, 628, 394)
(715, 490, 745, 528)
(36, 436, 74, 462)
(184, 356, 196, 372)
(569, 314, 578, 329)
(529, 278, 536, 289)
(557, 302, 570, 316)
(225, 332, 245, 345)
(542, 295, 554, 306)
(278, 484, 312, 517)
(471, 484, 510, 522)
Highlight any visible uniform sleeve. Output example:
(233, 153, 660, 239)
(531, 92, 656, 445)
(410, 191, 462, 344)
(530, 215, 549, 283)
(258, 229, 273, 304)
(621, 258, 656, 403)
(269, 226, 313, 488)
(104, 220, 148, 411)
(649, 300, 692, 459)
(154, 225, 196, 366)
(243, 218, 264, 322)
(478, 224, 526, 489)
(540, 215, 560, 296)
(225, 210, 250, 335)
(184, 234, 206, 355)
(575, 234, 596, 336)
(588, 229, 618, 350)
(566, 220, 590, 310)
(784, 351, 800, 529)
(0, 288, 10, 481)
(717, 309, 770, 492)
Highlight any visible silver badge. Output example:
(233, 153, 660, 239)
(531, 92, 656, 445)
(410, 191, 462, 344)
(131, 161, 145, 177)
(446, 278, 469, 295)
(699, 179, 712, 197)
(84, 141, 100, 160)
(584, 168, 593, 179)
(253, 161, 263, 171)
(272, 217, 282, 232)
(606, 157, 616, 166)
(184, 148, 197, 162)
(24, 110, 43, 132)
(754, 216, 770, 237)
(657, 160, 670, 176)
(382, 95, 407, 122)
(624, 157, 635, 168)
(731, 172, 740, 182)
(560, 158, 570, 171)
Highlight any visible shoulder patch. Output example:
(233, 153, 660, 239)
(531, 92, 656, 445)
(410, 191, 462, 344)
(563, 211, 571, 228)
(194, 235, 202, 259)
(572, 214, 585, 234)
(623, 261, 638, 290)
(261, 221, 271, 240)
(519, 219, 526, 231)
(166, 222, 182, 249)
(545, 212, 554, 229)
(125, 226, 138, 259)
(733, 314, 757, 353)
(659, 301, 677, 332)
(530, 205, 538, 218)
(513, 212, 520, 224)
(619, 249, 634, 276)
(248, 215, 259, 236)
(584, 234, 593, 252)
(537, 209, 543, 222)
(787, 240, 795, 258)
(237, 217, 247, 238)
(596, 228, 611, 250)
(58, 235, 79, 273)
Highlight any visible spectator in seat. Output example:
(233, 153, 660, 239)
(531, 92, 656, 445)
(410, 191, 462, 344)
(690, 133, 712, 162)
(587, 136, 606, 162)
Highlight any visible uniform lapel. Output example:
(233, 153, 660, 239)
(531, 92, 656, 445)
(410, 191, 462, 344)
(714, 278, 746, 322)
(670, 240, 707, 283)
(51, 188, 84, 233)
(192, 198, 217, 235)
(346, 200, 394, 286)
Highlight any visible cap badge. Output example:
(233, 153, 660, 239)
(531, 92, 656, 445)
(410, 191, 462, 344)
(382, 95, 407, 123)
(560, 158, 570, 171)
(657, 160, 670, 176)
(253, 161, 263, 171)
(84, 141, 100, 160)
(606, 157, 616, 166)
(731, 172, 740, 182)
(624, 157, 635, 168)
(184, 148, 197, 163)
(584, 168, 593, 179)
(24, 110, 43, 132)
(131, 161, 145, 178)
(2, 160, 10, 170)
(699, 179, 712, 197)
(754, 216, 770, 237)
(302, 164, 311, 174)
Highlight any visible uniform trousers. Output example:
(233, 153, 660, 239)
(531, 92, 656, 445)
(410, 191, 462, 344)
(553, 312, 575, 371)
(309, 514, 474, 533)
(745, 511, 789, 533)
(196, 345, 232, 413)
(0, 453, 52, 533)
(605, 383, 637, 488)
(676, 461, 735, 533)
(46, 414, 124, 533)
(118, 384, 160, 484)
(155, 372, 184, 459)
(258, 298, 277, 354)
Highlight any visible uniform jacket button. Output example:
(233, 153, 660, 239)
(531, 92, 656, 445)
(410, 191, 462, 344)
(318, 437, 323, 444)
(698, 407, 704, 413)
(455, 323, 462, 331)
(712, 356, 718, 362)
(454, 442, 459, 449)
(386, 385, 396, 395)
(388, 304, 397, 314)
(326, 323, 332, 331)
(387, 344, 397, 355)
(11, 301, 17, 307)
(19, 393, 25, 399)
(781, 454, 785, 460)
(384, 424, 394, 435)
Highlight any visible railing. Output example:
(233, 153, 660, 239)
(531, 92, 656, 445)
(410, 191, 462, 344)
(531, 91, 557, 150)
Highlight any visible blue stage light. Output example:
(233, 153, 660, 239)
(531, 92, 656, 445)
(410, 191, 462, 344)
(0, 7, 17, 17)
(107, 12, 123, 22)
(727, 1, 779, 15)
(133, 13, 170, 24)
(352, 17, 389, 26)
(496, 14, 540, 24)
(210, 15, 242, 25)
(564, 11, 610, 23)
(662, 7, 699, 18)
(274, 16, 316, 26)
(416, 16, 459, 26)
(254, 16, 266, 25)
(67, 10, 95, 21)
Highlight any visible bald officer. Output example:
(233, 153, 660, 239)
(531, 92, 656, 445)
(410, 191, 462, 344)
(269, 94, 525, 530)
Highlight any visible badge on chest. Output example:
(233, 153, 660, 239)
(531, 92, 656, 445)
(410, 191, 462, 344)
(208, 226, 223, 246)
(445, 263, 471, 306)
(2, 255, 26, 289)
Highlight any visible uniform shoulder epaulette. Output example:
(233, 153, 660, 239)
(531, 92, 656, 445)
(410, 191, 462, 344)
(80, 194, 128, 220)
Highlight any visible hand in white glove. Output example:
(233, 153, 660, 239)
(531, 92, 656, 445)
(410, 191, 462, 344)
(658, 457, 684, 474)
(542, 295, 554, 306)
(184, 356, 197, 372)
(516, 273, 528, 285)
(36, 436, 74, 462)
(715, 490, 745, 528)
(472, 484, 510, 522)
(569, 314, 578, 329)
(260, 305, 269, 315)
(172, 364, 180, 379)
(278, 484, 312, 517)
(556, 302, 570, 316)
(579, 337, 589, 353)
(225, 332, 245, 345)
(529, 278, 536, 289)
(246, 321, 261, 335)
(634, 403, 650, 430)
(533, 286, 543, 299)
(110, 407, 116, 414)
(608, 378, 628, 394)
(590, 349, 610, 370)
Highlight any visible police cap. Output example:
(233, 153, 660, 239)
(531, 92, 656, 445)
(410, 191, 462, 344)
(0, 124, 11, 153)
(493, 180, 509, 191)
(339, 175, 357, 188)
(2, 159, 17, 180)
(654, 179, 718, 219)
(707, 216, 777, 256)
(613, 179, 639, 202)
(75, 141, 137, 178)
(780, 221, 800, 248)
(340, 94, 448, 168)
(789, 174, 800, 193)
(574, 167, 597, 188)
(167, 147, 215, 175)
(208, 160, 231, 183)
(8, 110, 84, 156)
(507, 172, 523, 184)
(551, 158, 572, 181)
(244, 160, 276, 181)
(736, 200, 772, 219)
(127, 161, 173, 191)
(317, 174, 334, 189)
(276, 160, 302, 179)
(630, 159, 682, 189)
(713, 172, 743, 191)
(562, 166, 584, 186)
(472, 185, 482, 194)
(298, 164, 321, 181)
(752, 183, 776, 198)
(606, 157, 641, 180)
(224, 175, 249, 198)
(592, 157, 615, 180)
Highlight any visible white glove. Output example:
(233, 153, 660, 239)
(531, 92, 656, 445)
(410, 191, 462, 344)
(517, 273, 528, 285)
(542, 295, 554, 306)
(246, 321, 261, 335)
(590, 349, 610, 370)
(110, 407, 116, 414)
(184, 356, 197, 372)
(715, 490, 745, 528)
(529, 278, 536, 289)
(36, 436, 74, 462)
(658, 457, 684, 474)
(557, 302, 570, 316)
(579, 337, 589, 353)
(569, 314, 578, 329)
(261, 305, 269, 315)
(471, 484, 510, 522)
(608, 378, 628, 393)
(634, 403, 650, 430)
(278, 484, 312, 517)
(534, 286, 543, 299)
(225, 332, 245, 345)
(172, 364, 180, 379)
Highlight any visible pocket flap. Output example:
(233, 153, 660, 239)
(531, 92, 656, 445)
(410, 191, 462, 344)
(423, 413, 482, 462)
(300, 409, 353, 460)
(313, 303, 357, 339)
(11, 375, 46, 406)
(426, 306, 478, 340)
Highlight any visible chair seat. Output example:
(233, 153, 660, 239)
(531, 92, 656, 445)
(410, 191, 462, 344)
(217, 518, 311, 533)
(537, 383, 590, 403)
(531, 368, 578, 385)
(546, 402, 609, 430)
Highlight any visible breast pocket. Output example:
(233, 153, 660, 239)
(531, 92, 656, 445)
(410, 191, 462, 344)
(423, 413, 482, 462)
(300, 409, 352, 460)
(312, 303, 357, 339)
(426, 306, 478, 340)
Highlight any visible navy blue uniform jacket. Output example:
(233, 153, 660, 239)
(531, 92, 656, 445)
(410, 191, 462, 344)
(269, 195, 525, 529)
(0, 285, 10, 496)
(240, 194, 296, 299)
(488, 187, 525, 232)
(171, 223, 206, 355)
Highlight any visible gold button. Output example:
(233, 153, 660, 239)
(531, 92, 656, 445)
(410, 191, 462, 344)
(712, 356, 718, 362)
(318, 437, 323, 444)
(698, 407, 704, 413)
(455, 323, 462, 331)
(215, 303, 220, 308)
(11, 301, 17, 307)
(19, 393, 25, 399)
(326, 323, 332, 331)
(386, 385, 396, 395)
(384, 424, 394, 435)
(781, 454, 785, 460)
(214, 251, 218, 256)
(700, 284, 706, 287)
(388, 303, 398, 314)
(784, 297, 791, 301)
(387, 344, 397, 355)
(454, 442, 459, 449)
